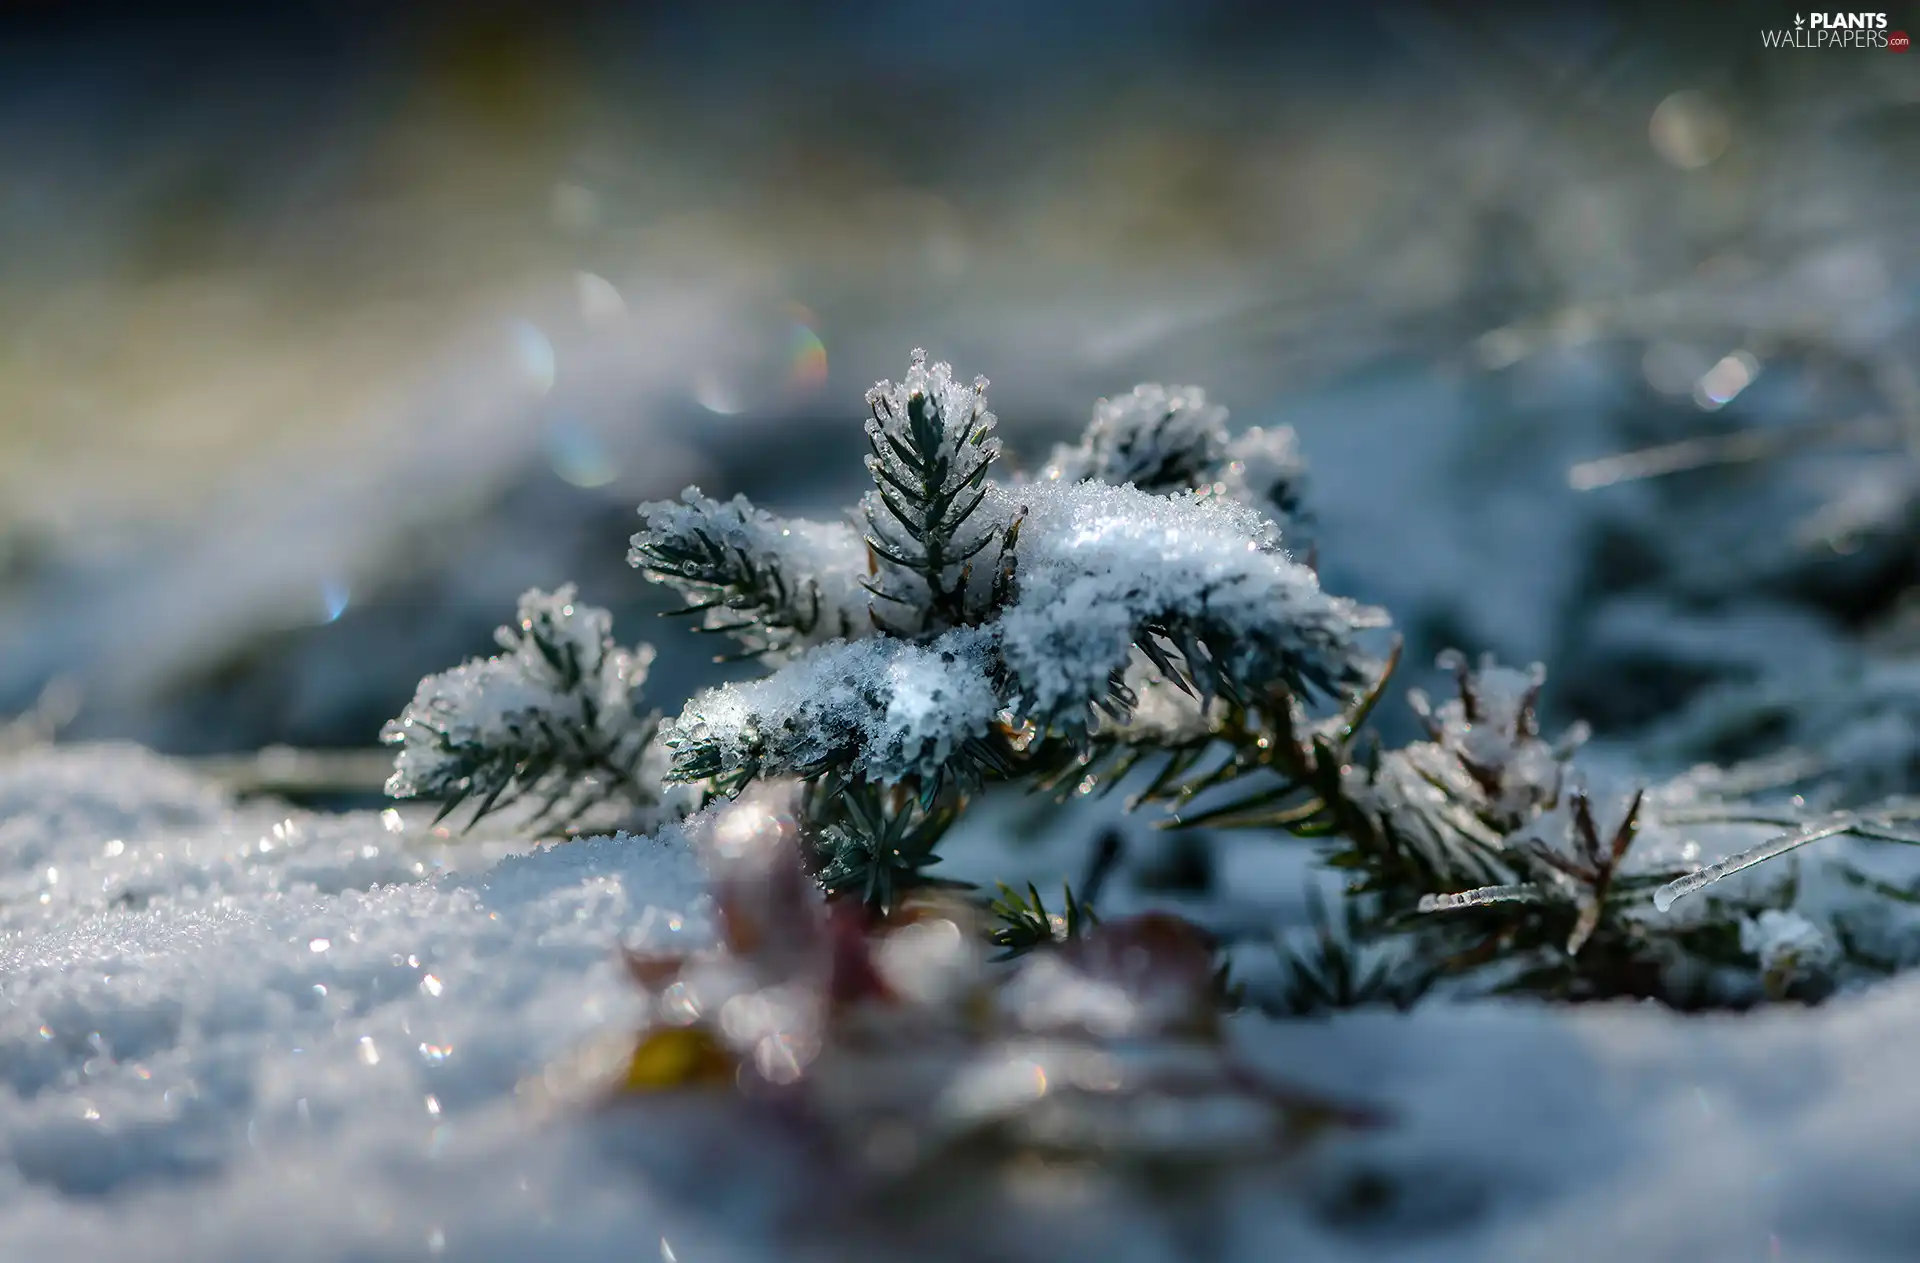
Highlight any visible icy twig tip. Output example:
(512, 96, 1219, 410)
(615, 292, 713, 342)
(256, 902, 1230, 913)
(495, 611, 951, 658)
(1653, 814, 1856, 913)
(1417, 884, 1541, 913)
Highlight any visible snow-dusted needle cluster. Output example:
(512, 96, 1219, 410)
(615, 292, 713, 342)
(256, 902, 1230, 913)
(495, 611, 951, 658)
(647, 351, 1381, 795)
(382, 586, 674, 832)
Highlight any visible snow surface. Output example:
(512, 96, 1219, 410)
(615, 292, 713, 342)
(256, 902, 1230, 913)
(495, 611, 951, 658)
(0, 743, 721, 1261)
(7, 742, 1920, 1260)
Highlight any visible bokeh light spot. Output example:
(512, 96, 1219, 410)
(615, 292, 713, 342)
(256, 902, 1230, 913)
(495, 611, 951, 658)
(1693, 351, 1760, 410)
(575, 272, 627, 326)
(542, 418, 619, 488)
(511, 320, 557, 395)
(785, 304, 828, 396)
(1651, 90, 1731, 170)
(320, 580, 351, 624)
(692, 369, 745, 415)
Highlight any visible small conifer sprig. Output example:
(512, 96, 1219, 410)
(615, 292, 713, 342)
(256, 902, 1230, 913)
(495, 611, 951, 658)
(1269, 887, 1433, 1017)
(1038, 382, 1311, 528)
(1042, 636, 1874, 1002)
(860, 350, 1010, 636)
(382, 586, 671, 832)
(646, 350, 1382, 813)
(385, 345, 1920, 1011)
(798, 774, 970, 914)
(631, 490, 866, 662)
(986, 881, 1098, 960)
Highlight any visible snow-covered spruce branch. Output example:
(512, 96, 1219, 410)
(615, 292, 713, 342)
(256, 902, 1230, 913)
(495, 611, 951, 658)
(382, 586, 677, 832)
(657, 476, 1380, 800)
(642, 352, 1385, 927)
(860, 349, 1012, 636)
(383, 348, 1920, 1008)
(630, 490, 867, 661)
(1064, 643, 1853, 1004)
(1037, 382, 1311, 532)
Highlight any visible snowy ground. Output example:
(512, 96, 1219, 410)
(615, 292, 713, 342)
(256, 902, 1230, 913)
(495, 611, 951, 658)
(6, 742, 1920, 1261)
(4, 16, 1918, 1259)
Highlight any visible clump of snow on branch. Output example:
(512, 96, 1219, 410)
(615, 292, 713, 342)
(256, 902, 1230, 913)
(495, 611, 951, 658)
(998, 479, 1381, 719)
(1040, 382, 1310, 528)
(659, 428, 1380, 790)
(1742, 909, 1837, 988)
(382, 586, 672, 829)
(663, 631, 1002, 786)
(630, 488, 869, 660)
(1342, 652, 1600, 899)
(1405, 651, 1585, 829)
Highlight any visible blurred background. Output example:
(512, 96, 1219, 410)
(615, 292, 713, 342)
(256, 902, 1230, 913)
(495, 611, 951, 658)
(1, 0, 1915, 796)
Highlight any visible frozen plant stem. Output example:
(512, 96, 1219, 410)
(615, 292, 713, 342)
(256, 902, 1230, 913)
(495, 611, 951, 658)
(1654, 802, 1920, 912)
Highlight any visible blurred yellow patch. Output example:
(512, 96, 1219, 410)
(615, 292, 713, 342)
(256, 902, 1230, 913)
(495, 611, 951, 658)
(622, 1026, 734, 1092)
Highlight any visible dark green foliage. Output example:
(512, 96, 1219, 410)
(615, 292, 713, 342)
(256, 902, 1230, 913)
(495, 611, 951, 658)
(800, 776, 971, 914)
(1269, 888, 1433, 1017)
(987, 881, 1098, 960)
(861, 355, 1009, 636)
(382, 588, 665, 835)
(631, 493, 855, 660)
(422, 712, 657, 836)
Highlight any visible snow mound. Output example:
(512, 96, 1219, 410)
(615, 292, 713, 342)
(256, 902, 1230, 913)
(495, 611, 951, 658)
(0, 745, 716, 1259)
(7, 744, 1920, 1261)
